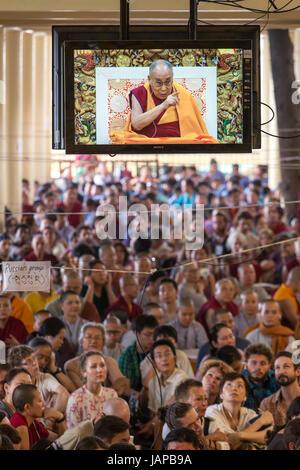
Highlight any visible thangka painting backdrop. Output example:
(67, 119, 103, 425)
(74, 48, 243, 145)
(95, 67, 217, 144)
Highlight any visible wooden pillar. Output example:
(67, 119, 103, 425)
(32, 32, 51, 186)
(2, 28, 23, 220)
(261, 32, 281, 191)
(21, 30, 35, 200)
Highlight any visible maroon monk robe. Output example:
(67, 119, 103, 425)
(129, 85, 180, 138)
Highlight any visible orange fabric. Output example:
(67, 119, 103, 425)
(110, 81, 219, 144)
(259, 324, 294, 355)
(294, 324, 300, 340)
(273, 283, 300, 339)
(243, 322, 259, 339)
(274, 284, 298, 312)
(11, 296, 34, 334)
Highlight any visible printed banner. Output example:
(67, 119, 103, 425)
(2, 261, 51, 292)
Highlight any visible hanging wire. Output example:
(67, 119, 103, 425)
(4, 197, 300, 218)
(2, 234, 299, 275)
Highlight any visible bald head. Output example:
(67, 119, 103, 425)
(238, 264, 256, 288)
(62, 270, 80, 282)
(149, 60, 173, 78)
(102, 398, 130, 424)
(181, 261, 197, 272)
(181, 261, 199, 284)
(287, 267, 300, 293)
(215, 279, 233, 293)
(120, 274, 139, 300)
(288, 267, 300, 283)
(120, 274, 137, 289)
(62, 270, 82, 294)
(99, 245, 116, 269)
(104, 316, 121, 328)
(215, 279, 235, 304)
(134, 257, 152, 274)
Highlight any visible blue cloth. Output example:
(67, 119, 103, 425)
(118, 342, 147, 391)
(242, 369, 280, 412)
(173, 192, 196, 207)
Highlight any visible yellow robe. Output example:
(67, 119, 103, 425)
(110, 81, 219, 144)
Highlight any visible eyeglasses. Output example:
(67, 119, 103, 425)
(21, 358, 38, 366)
(154, 351, 174, 360)
(106, 330, 121, 335)
(153, 79, 172, 88)
(84, 335, 102, 341)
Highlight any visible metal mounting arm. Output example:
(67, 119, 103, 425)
(189, 0, 198, 40)
(120, 0, 130, 40)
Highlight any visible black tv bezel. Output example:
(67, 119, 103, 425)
(52, 25, 261, 153)
(65, 39, 252, 154)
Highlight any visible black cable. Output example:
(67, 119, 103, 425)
(204, 0, 300, 14)
(261, 0, 272, 31)
(255, 99, 300, 139)
(241, 10, 269, 27)
(200, 3, 280, 34)
(195, 1, 276, 39)
(134, 271, 164, 450)
(259, 101, 275, 126)
(196, 19, 218, 25)
(196, 7, 271, 29)
(258, 128, 300, 139)
(162, 249, 264, 271)
(196, 249, 266, 268)
(159, 230, 299, 272)
(275, 0, 296, 11)
(269, 0, 278, 8)
(158, 244, 264, 273)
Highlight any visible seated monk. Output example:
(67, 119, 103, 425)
(245, 299, 295, 355)
(110, 59, 218, 145)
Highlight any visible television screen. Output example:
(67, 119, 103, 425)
(59, 27, 260, 154)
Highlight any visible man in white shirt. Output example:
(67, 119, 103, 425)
(147, 339, 188, 413)
(140, 325, 194, 388)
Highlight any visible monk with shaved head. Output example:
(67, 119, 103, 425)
(111, 59, 218, 144)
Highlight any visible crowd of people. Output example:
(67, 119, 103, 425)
(1, 158, 300, 451)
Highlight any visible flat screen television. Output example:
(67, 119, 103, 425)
(53, 25, 261, 154)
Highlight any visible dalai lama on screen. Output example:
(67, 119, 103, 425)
(110, 59, 218, 145)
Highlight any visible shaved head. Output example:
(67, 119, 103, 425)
(102, 397, 130, 424)
(149, 59, 173, 78)
(288, 267, 300, 283)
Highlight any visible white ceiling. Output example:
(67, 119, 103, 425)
(0, 0, 299, 29)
